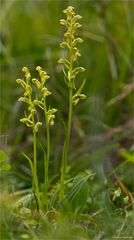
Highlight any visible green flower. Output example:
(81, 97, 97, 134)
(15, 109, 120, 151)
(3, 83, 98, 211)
(58, 6, 86, 103)
(16, 67, 42, 132)
(22, 67, 31, 81)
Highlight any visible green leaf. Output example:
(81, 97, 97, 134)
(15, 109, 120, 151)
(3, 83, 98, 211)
(73, 78, 86, 98)
(70, 175, 89, 214)
(72, 79, 86, 105)
(22, 152, 34, 175)
(50, 188, 59, 208)
(25, 219, 38, 226)
(109, 150, 134, 176)
(14, 193, 33, 209)
(20, 233, 31, 239)
(19, 207, 31, 217)
(64, 170, 95, 214)
(120, 149, 134, 163)
(0, 164, 11, 171)
(0, 150, 8, 163)
(0, 151, 11, 172)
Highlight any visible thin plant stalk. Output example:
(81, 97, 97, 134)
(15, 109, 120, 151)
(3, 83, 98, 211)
(43, 99, 50, 211)
(33, 118, 42, 210)
(60, 77, 73, 201)
(33, 66, 57, 211)
(66, 45, 73, 163)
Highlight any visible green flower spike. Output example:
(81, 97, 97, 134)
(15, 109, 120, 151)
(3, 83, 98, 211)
(33, 66, 57, 211)
(34, 66, 57, 126)
(16, 67, 42, 132)
(17, 65, 57, 211)
(59, 6, 86, 200)
(16, 67, 43, 211)
(58, 6, 86, 98)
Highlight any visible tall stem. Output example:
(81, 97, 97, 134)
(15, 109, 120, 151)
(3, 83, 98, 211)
(66, 45, 73, 164)
(60, 45, 73, 200)
(32, 118, 42, 210)
(44, 100, 50, 211)
(60, 88, 73, 200)
(65, 87, 73, 167)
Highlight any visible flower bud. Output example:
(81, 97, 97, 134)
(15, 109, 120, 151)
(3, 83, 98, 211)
(22, 67, 31, 79)
(63, 6, 75, 15)
(60, 19, 67, 25)
(36, 66, 42, 72)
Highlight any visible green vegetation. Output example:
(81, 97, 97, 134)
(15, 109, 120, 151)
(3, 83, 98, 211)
(0, 1, 134, 239)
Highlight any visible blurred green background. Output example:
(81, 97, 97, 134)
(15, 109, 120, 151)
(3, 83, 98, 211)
(0, 0, 134, 187)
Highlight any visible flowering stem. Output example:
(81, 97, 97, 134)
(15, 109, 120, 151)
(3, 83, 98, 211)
(60, 43, 74, 200)
(16, 66, 57, 212)
(44, 99, 50, 211)
(60, 87, 73, 200)
(59, 7, 85, 200)
(32, 118, 42, 210)
(66, 87, 73, 166)
(66, 45, 74, 162)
